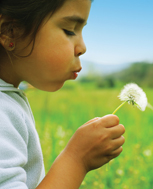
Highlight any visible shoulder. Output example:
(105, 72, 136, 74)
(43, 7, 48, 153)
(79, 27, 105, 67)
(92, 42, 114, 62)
(0, 91, 25, 123)
(0, 90, 23, 108)
(0, 91, 29, 144)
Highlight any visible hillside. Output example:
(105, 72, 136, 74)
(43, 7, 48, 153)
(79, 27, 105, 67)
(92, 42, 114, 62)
(110, 62, 153, 88)
(78, 61, 153, 88)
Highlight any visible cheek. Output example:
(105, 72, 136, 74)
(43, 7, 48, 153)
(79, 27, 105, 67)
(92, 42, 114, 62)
(34, 29, 75, 71)
(44, 43, 74, 69)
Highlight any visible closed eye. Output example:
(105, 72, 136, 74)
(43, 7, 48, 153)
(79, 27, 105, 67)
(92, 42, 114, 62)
(63, 29, 76, 36)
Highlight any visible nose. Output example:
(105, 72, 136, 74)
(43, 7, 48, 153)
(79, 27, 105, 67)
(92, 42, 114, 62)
(75, 36, 86, 57)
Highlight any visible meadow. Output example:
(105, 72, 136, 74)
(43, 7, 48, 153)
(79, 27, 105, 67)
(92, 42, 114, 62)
(27, 81, 153, 189)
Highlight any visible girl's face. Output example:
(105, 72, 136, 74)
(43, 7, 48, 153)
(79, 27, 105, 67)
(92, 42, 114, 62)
(11, 0, 91, 91)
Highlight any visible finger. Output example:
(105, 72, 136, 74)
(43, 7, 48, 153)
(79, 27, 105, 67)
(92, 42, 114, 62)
(100, 114, 120, 128)
(105, 135, 125, 155)
(83, 117, 100, 126)
(106, 146, 123, 162)
(110, 146, 123, 158)
(104, 146, 123, 163)
(109, 124, 125, 139)
(112, 136, 125, 151)
(106, 136, 125, 155)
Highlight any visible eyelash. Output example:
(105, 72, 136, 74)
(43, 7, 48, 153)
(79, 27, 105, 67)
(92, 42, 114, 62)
(63, 29, 76, 36)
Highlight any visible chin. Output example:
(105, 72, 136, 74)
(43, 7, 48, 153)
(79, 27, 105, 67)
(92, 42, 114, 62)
(38, 82, 65, 92)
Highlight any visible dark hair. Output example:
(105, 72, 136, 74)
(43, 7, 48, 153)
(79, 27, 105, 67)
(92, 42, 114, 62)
(0, 0, 67, 39)
(0, 0, 93, 56)
(0, 0, 67, 44)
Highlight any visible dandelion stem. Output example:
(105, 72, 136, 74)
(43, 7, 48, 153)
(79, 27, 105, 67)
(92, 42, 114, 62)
(112, 101, 127, 115)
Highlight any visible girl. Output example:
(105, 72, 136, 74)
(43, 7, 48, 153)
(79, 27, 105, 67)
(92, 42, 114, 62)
(0, 0, 125, 188)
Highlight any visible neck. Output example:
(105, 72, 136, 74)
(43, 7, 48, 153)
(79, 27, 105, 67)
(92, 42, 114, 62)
(0, 50, 21, 88)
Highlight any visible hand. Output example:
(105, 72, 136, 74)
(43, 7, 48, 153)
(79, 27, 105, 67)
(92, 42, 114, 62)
(64, 114, 125, 173)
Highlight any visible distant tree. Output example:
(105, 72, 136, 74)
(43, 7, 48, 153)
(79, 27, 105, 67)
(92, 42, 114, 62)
(108, 62, 153, 88)
(96, 76, 115, 88)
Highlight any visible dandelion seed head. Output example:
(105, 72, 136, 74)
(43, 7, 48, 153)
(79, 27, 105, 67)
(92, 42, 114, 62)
(118, 83, 148, 111)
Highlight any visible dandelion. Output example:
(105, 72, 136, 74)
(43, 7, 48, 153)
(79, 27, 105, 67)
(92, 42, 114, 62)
(113, 83, 148, 114)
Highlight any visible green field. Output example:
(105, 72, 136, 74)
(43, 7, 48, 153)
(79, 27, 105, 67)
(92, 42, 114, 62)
(27, 81, 153, 189)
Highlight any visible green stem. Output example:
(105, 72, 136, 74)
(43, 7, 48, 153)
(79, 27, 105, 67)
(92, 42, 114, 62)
(112, 101, 127, 115)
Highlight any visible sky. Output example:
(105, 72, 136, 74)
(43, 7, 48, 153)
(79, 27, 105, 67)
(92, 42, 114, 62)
(81, 0, 153, 65)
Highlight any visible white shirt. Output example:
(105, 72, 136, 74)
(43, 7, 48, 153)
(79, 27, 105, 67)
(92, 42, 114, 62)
(0, 79, 45, 189)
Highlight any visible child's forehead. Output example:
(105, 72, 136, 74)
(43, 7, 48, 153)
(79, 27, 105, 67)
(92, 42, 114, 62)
(51, 0, 91, 19)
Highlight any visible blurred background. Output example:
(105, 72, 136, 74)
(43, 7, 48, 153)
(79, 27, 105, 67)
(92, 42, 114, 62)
(24, 1, 153, 188)
(78, 0, 153, 89)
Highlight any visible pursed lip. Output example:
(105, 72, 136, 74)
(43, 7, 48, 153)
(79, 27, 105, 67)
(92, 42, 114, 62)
(71, 67, 82, 79)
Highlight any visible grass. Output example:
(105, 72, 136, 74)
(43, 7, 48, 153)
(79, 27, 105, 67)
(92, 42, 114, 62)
(26, 82, 153, 189)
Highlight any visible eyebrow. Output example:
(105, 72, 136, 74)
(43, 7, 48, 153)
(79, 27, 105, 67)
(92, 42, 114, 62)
(62, 15, 87, 25)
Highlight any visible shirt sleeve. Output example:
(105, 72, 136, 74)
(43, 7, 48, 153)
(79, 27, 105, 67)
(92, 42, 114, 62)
(0, 106, 29, 189)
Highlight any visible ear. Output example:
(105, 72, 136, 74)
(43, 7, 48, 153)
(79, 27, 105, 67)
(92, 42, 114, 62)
(0, 15, 15, 51)
(0, 35, 15, 51)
